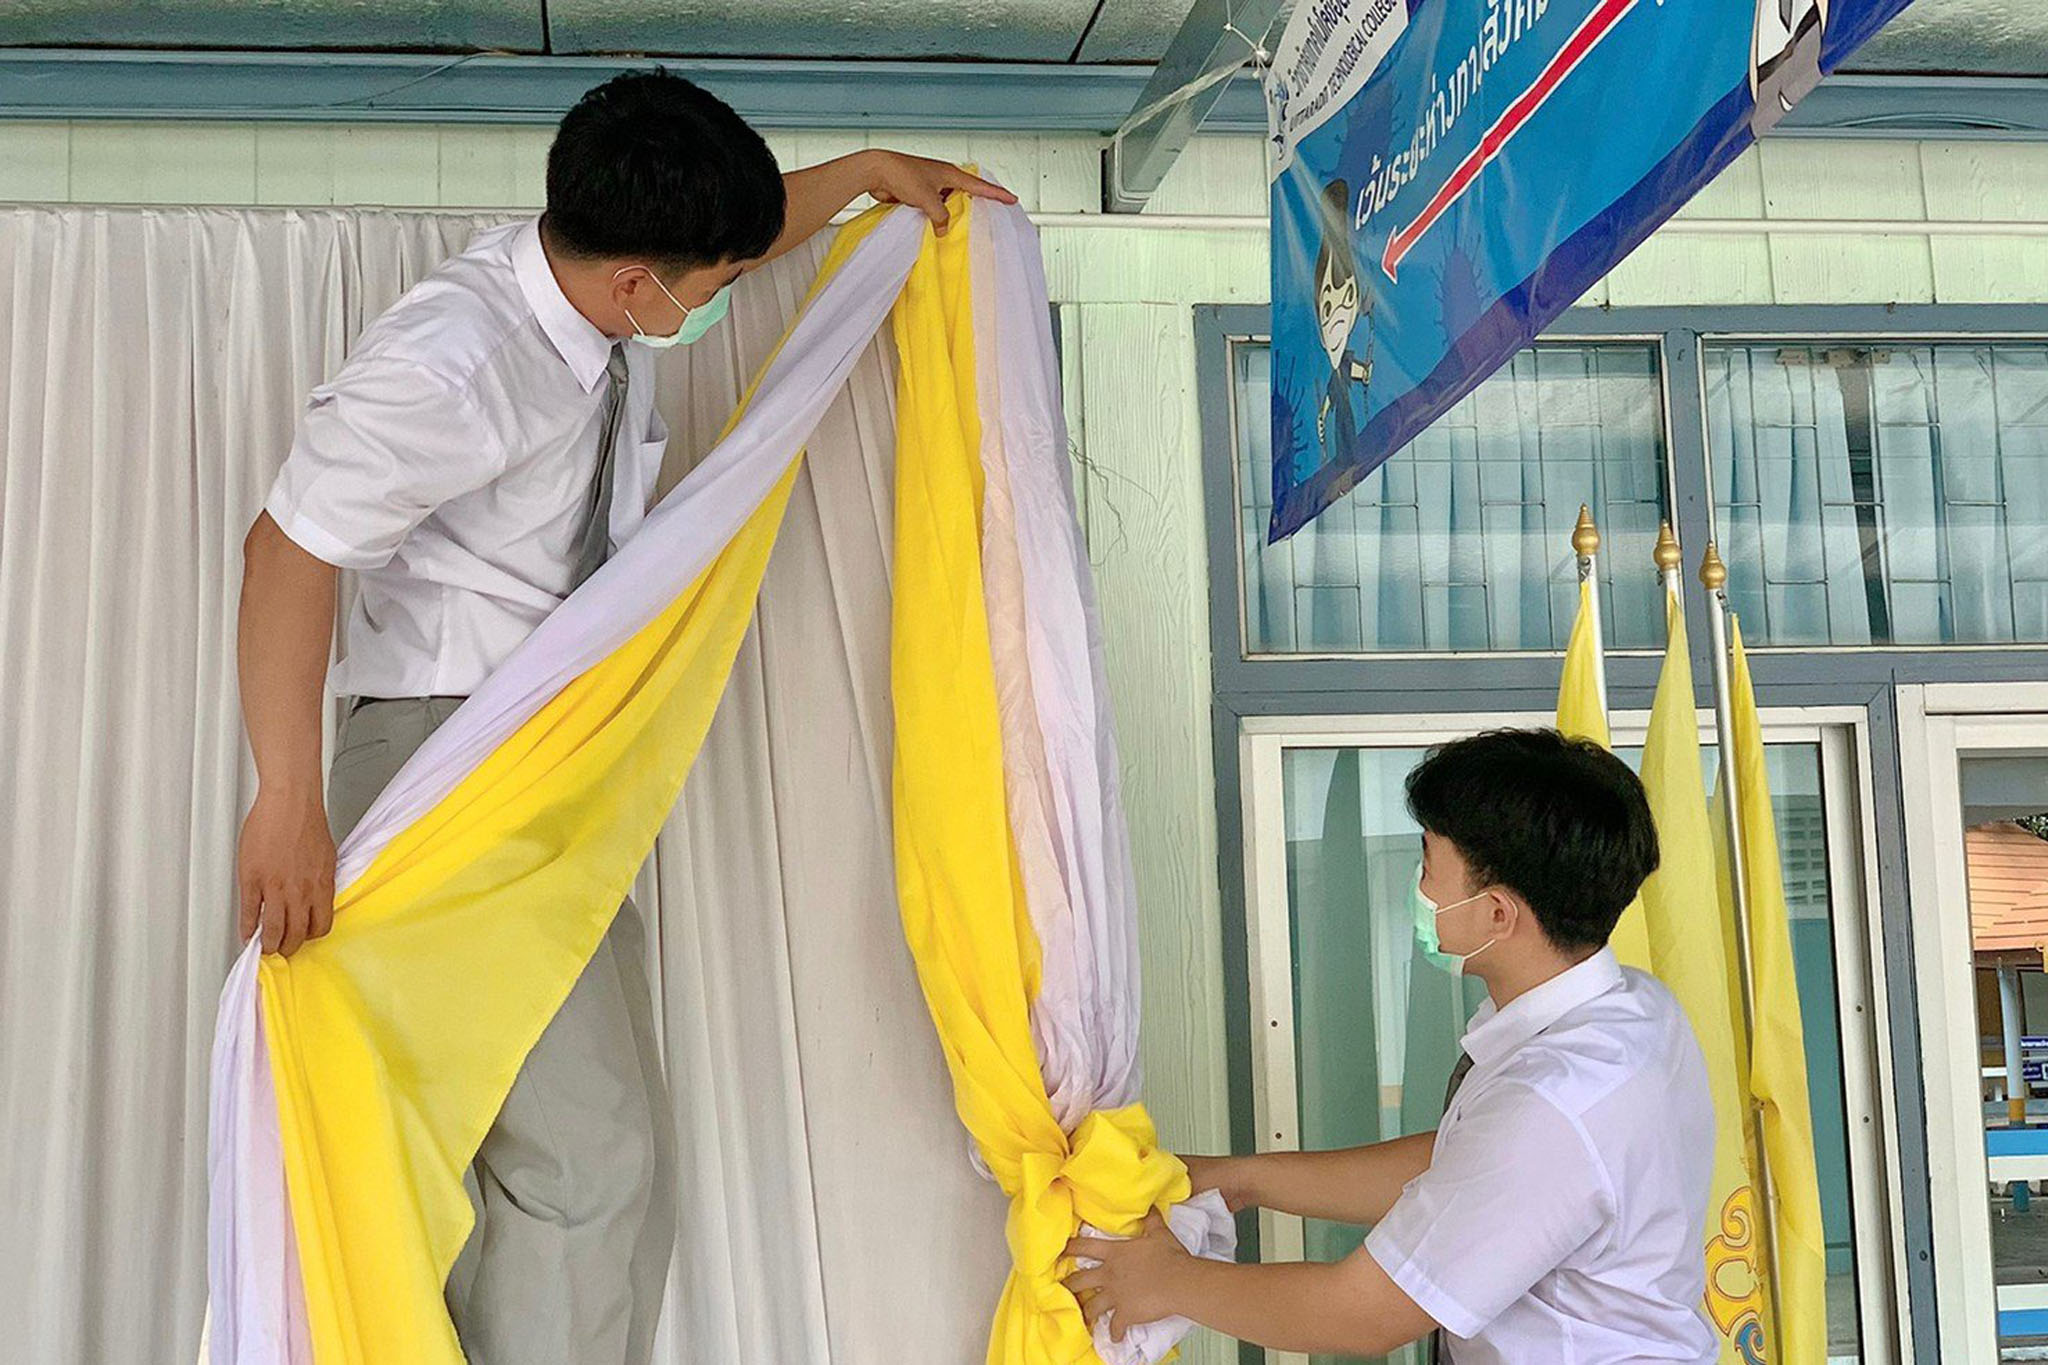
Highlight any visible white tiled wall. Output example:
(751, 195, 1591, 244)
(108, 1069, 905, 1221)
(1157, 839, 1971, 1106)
(7, 121, 2045, 303)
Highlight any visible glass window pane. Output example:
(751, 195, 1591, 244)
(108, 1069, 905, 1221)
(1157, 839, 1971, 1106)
(1621, 741, 1865, 1363)
(1236, 342, 1670, 655)
(1957, 761, 2048, 1353)
(1280, 740, 1866, 1364)
(1282, 746, 1481, 1365)
(1706, 343, 2048, 646)
(1772, 748, 1867, 1364)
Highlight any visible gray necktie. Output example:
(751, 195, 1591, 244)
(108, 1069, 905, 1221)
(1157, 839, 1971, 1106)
(569, 344, 630, 591)
(1428, 1053, 1477, 1365)
(1443, 1051, 1475, 1110)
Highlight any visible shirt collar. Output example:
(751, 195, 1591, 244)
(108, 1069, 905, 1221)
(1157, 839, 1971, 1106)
(1461, 947, 1626, 1068)
(512, 218, 615, 394)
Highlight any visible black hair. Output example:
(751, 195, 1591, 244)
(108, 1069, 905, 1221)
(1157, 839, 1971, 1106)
(545, 70, 786, 274)
(1313, 178, 1358, 303)
(1405, 728, 1659, 952)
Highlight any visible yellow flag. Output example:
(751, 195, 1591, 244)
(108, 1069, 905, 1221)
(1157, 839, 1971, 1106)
(1639, 588, 1768, 1364)
(1720, 617, 1828, 1365)
(1555, 577, 1652, 969)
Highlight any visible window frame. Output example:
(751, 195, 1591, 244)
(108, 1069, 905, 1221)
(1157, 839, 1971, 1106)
(1199, 303, 2048, 699)
(1894, 686, 2048, 1361)
(1227, 331, 1682, 663)
(1236, 708, 1899, 1365)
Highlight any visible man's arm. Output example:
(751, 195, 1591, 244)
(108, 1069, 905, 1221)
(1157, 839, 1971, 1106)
(1185, 1132, 1434, 1227)
(1067, 1216, 1436, 1357)
(236, 511, 339, 956)
(759, 150, 1017, 263)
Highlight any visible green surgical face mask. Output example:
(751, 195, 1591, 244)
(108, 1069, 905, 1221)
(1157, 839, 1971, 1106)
(1411, 865, 1499, 976)
(618, 269, 732, 349)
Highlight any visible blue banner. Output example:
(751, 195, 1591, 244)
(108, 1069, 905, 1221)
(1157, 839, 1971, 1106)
(1267, 0, 1915, 540)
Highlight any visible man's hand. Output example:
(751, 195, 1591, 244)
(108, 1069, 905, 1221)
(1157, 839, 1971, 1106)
(1064, 1212, 1195, 1344)
(237, 511, 340, 956)
(864, 151, 1016, 231)
(766, 152, 1018, 264)
(238, 785, 337, 956)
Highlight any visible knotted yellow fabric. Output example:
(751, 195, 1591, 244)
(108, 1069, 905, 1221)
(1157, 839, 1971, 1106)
(887, 197, 1190, 1365)
(1001, 1108, 1193, 1356)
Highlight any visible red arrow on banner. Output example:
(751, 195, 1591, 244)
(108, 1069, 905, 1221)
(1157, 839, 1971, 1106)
(1382, 0, 1644, 282)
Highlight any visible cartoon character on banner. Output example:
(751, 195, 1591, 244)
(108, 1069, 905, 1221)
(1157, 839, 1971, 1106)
(1312, 178, 1373, 479)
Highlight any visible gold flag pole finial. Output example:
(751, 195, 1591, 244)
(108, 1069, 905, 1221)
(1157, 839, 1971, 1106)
(1700, 541, 1729, 591)
(1653, 520, 1682, 572)
(1568, 505, 1612, 725)
(1572, 504, 1601, 558)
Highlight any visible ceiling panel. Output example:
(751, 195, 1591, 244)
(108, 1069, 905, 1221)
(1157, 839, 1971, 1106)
(0, 0, 2041, 78)
(1075, 0, 1203, 64)
(1847, 0, 2048, 75)
(548, 0, 1104, 62)
(0, 0, 542, 51)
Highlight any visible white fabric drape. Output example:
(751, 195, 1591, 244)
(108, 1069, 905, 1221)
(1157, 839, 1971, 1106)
(0, 205, 1006, 1364)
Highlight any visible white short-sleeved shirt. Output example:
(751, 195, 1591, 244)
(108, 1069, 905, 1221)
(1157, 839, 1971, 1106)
(1366, 949, 1718, 1364)
(265, 217, 670, 700)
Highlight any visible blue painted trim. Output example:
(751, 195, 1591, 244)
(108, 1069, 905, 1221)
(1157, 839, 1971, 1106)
(2000, 1307, 2048, 1339)
(1788, 73, 2048, 137)
(1662, 326, 1721, 687)
(1192, 309, 1264, 1365)
(1987, 1127, 2048, 1157)
(1556, 303, 2048, 338)
(1861, 688, 1942, 1363)
(0, 49, 1269, 132)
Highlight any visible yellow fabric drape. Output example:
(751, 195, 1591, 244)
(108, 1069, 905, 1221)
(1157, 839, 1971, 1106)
(887, 197, 1189, 1365)
(260, 213, 889, 1364)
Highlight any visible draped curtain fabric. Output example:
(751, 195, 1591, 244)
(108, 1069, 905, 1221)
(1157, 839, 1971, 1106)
(0, 205, 1006, 1364)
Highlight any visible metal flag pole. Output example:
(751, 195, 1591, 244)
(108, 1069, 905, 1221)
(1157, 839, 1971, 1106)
(1573, 505, 1610, 726)
(1699, 540, 1785, 1352)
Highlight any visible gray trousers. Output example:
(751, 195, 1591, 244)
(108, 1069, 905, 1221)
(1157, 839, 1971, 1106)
(328, 697, 677, 1365)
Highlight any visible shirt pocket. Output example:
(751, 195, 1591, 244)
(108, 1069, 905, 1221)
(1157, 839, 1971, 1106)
(616, 432, 672, 539)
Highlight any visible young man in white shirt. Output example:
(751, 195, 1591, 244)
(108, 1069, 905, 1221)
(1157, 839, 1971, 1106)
(1068, 728, 1719, 1364)
(234, 70, 1010, 1364)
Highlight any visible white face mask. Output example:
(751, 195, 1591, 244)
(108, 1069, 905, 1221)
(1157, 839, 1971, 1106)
(615, 268, 731, 349)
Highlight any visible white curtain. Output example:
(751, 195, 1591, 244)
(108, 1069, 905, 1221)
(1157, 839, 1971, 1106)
(0, 205, 1007, 1365)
